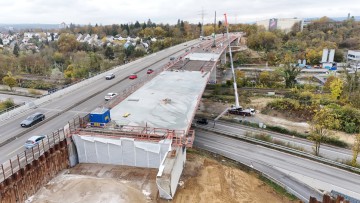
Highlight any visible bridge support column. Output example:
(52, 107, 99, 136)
(210, 66, 217, 84)
(221, 49, 226, 64)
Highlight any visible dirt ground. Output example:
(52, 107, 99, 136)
(199, 97, 355, 145)
(250, 97, 355, 145)
(171, 152, 295, 203)
(26, 151, 296, 203)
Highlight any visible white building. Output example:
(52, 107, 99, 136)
(347, 50, 360, 69)
(347, 50, 360, 62)
(256, 18, 303, 33)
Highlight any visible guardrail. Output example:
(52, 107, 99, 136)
(195, 125, 360, 174)
(0, 40, 198, 123)
(0, 116, 81, 184)
(0, 129, 66, 183)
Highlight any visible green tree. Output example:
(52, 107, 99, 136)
(352, 133, 360, 167)
(124, 44, 135, 58)
(2, 72, 17, 91)
(308, 107, 340, 156)
(278, 64, 301, 88)
(104, 46, 115, 60)
(13, 43, 20, 57)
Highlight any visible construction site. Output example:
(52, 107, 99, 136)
(0, 34, 241, 202)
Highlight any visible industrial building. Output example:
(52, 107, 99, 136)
(256, 18, 303, 33)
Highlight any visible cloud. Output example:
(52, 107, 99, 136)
(0, 0, 359, 24)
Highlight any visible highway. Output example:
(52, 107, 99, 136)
(0, 39, 205, 164)
(211, 120, 354, 163)
(194, 130, 360, 201)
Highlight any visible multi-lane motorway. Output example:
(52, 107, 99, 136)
(212, 120, 355, 162)
(1, 34, 359, 201)
(0, 39, 205, 164)
(194, 130, 360, 201)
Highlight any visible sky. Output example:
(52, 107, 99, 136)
(0, 0, 359, 25)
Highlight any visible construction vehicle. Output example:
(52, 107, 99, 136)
(228, 107, 255, 116)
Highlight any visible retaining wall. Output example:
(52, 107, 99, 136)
(0, 140, 69, 203)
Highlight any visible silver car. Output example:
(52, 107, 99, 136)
(24, 135, 46, 149)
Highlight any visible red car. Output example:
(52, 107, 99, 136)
(147, 69, 154, 74)
(129, 74, 137, 79)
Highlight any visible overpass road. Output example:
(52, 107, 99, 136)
(0, 39, 207, 163)
(212, 120, 354, 163)
(194, 130, 360, 201)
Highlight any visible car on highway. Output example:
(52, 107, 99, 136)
(104, 92, 118, 101)
(105, 73, 115, 80)
(147, 69, 154, 74)
(129, 74, 138, 79)
(20, 112, 45, 127)
(196, 118, 208, 125)
(24, 135, 46, 149)
(170, 56, 175, 61)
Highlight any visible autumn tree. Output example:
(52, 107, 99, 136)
(308, 107, 340, 156)
(57, 33, 79, 53)
(329, 77, 343, 100)
(247, 31, 280, 52)
(2, 71, 17, 91)
(352, 133, 360, 166)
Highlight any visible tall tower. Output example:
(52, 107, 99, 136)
(201, 8, 204, 37)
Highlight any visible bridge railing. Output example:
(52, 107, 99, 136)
(0, 128, 67, 183)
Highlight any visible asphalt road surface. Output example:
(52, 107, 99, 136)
(212, 120, 354, 163)
(0, 39, 205, 163)
(194, 130, 360, 201)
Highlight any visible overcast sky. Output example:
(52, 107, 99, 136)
(0, 0, 359, 25)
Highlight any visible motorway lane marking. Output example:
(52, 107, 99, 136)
(38, 107, 62, 112)
(197, 131, 360, 177)
(197, 134, 360, 200)
(7, 145, 24, 157)
(200, 139, 311, 201)
(274, 166, 360, 200)
(214, 123, 351, 157)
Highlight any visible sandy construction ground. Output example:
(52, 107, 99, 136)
(27, 150, 296, 203)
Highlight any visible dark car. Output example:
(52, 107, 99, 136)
(20, 112, 45, 127)
(196, 118, 208, 125)
(105, 73, 115, 80)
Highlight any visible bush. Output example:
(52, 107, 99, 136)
(20, 80, 55, 90)
(28, 89, 42, 95)
(266, 125, 308, 138)
(0, 98, 15, 110)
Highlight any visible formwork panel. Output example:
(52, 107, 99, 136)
(95, 140, 110, 164)
(84, 140, 97, 163)
(121, 139, 135, 166)
(135, 148, 148, 168)
(108, 142, 123, 165)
